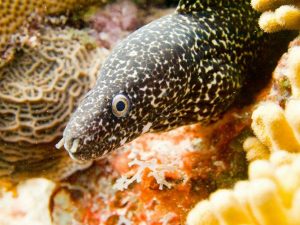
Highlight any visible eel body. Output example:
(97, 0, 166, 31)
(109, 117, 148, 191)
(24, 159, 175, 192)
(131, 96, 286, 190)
(57, 0, 292, 161)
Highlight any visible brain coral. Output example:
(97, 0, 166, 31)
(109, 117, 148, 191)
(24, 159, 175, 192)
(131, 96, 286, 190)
(0, 27, 109, 144)
(0, 0, 107, 67)
(251, 0, 300, 32)
(186, 151, 300, 225)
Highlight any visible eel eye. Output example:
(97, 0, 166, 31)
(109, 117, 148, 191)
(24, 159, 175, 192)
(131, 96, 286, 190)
(112, 94, 130, 117)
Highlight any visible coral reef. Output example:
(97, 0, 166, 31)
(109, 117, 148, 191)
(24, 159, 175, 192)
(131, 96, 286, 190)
(43, 0, 106, 15)
(251, 0, 300, 32)
(249, 37, 300, 157)
(251, 100, 300, 153)
(113, 158, 176, 191)
(4, 1, 298, 224)
(87, 0, 140, 49)
(187, 150, 300, 225)
(48, 111, 250, 224)
(0, 27, 108, 144)
(0, 0, 107, 68)
(0, 27, 108, 182)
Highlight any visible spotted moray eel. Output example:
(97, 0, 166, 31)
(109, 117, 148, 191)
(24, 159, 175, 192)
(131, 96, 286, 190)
(57, 0, 293, 161)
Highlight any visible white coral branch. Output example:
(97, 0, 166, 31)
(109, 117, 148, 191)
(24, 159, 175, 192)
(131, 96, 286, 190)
(114, 158, 176, 191)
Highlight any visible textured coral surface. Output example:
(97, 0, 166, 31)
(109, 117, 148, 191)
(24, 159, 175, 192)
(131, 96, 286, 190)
(0, 27, 108, 144)
(0, 139, 92, 181)
(0, 27, 108, 182)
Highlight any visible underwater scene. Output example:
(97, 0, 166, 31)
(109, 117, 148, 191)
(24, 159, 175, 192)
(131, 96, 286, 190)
(0, 0, 300, 224)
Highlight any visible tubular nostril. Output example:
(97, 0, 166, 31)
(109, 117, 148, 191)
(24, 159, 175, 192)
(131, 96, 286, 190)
(55, 137, 65, 149)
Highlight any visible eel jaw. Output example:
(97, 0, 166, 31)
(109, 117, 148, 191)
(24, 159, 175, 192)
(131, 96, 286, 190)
(56, 137, 90, 163)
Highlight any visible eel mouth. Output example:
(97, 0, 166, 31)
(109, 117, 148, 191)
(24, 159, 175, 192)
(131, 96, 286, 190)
(56, 137, 80, 154)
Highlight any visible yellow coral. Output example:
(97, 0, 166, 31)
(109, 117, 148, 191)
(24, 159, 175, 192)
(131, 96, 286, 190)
(250, 40, 300, 155)
(284, 45, 300, 98)
(243, 136, 270, 161)
(0, 27, 108, 144)
(187, 151, 300, 225)
(251, 0, 299, 12)
(251, 101, 300, 152)
(251, 0, 300, 32)
(0, 0, 107, 67)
